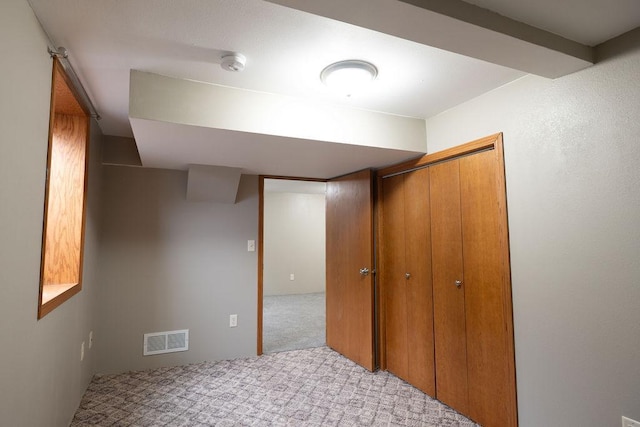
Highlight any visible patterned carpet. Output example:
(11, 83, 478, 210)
(71, 346, 479, 427)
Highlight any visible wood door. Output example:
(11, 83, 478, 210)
(381, 169, 435, 396)
(430, 159, 469, 414)
(460, 150, 517, 427)
(326, 169, 375, 371)
(381, 174, 408, 379)
(403, 168, 436, 396)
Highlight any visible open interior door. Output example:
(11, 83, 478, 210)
(326, 169, 375, 371)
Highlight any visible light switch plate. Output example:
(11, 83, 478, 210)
(247, 240, 255, 252)
(229, 314, 238, 328)
(623, 416, 640, 427)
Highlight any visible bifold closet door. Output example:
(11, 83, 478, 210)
(430, 148, 517, 427)
(430, 160, 469, 413)
(404, 168, 435, 395)
(382, 168, 435, 396)
(382, 174, 408, 379)
(459, 150, 517, 427)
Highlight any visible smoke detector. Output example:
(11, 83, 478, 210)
(221, 53, 246, 72)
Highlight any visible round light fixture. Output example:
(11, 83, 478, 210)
(320, 60, 377, 95)
(221, 53, 246, 72)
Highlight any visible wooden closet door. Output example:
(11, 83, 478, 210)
(460, 150, 517, 427)
(381, 174, 409, 379)
(430, 160, 469, 414)
(382, 169, 435, 396)
(403, 168, 435, 396)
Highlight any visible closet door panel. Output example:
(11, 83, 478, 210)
(381, 174, 408, 379)
(403, 168, 435, 396)
(460, 150, 517, 427)
(429, 160, 469, 413)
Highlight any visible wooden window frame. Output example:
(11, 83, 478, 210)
(37, 58, 90, 319)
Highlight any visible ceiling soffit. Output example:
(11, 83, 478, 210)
(266, 0, 594, 78)
(129, 71, 427, 178)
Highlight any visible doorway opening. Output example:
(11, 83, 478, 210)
(259, 177, 327, 354)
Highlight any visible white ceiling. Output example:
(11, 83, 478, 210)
(27, 0, 640, 178)
(28, 0, 524, 137)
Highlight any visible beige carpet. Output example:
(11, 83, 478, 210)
(71, 346, 479, 426)
(263, 292, 325, 354)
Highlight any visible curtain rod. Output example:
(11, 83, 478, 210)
(48, 46, 101, 120)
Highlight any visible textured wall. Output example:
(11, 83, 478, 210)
(264, 192, 326, 296)
(0, 1, 102, 425)
(426, 32, 640, 427)
(97, 168, 259, 374)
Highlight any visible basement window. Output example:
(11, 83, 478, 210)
(38, 58, 89, 319)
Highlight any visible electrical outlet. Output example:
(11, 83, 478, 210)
(80, 341, 85, 361)
(229, 314, 238, 328)
(290, 273, 295, 281)
(89, 331, 93, 349)
(623, 416, 640, 427)
(247, 240, 255, 252)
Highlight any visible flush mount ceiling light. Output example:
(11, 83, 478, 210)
(320, 60, 378, 95)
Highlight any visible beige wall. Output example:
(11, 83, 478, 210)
(0, 1, 103, 425)
(426, 31, 640, 427)
(97, 167, 259, 374)
(264, 192, 326, 296)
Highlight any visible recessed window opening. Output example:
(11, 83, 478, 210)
(38, 58, 89, 319)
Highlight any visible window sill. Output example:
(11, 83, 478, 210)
(41, 283, 77, 304)
(39, 283, 81, 318)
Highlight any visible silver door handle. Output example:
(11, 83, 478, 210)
(360, 267, 370, 276)
(455, 280, 463, 288)
(405, 273, 411, 279)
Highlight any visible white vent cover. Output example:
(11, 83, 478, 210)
(143, 329, 189, 356)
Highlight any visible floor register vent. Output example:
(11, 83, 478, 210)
(143, 329, 189, 356)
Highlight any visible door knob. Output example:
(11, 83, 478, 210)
(455, 280, 463, 288)
(405, 273, 411, 279)
(359, 267, 370, 276)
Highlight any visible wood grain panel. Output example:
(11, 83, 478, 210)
(429, 159, 469, 413)
(326, 169, 375, 371)
(494, 135, 519, 426)
(460, 149, 517, 427)
(326, 178, 346, 356)
(53, 63, 86, 116)
(403, 168, 436, 396)
(381, 174, 408, 379)
(42, 114, 87, 286)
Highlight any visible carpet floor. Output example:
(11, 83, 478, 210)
(263, 292, 326, 354)
(71, 346, 479, 426)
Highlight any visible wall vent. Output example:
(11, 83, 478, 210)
(143, 329, 189, 356)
